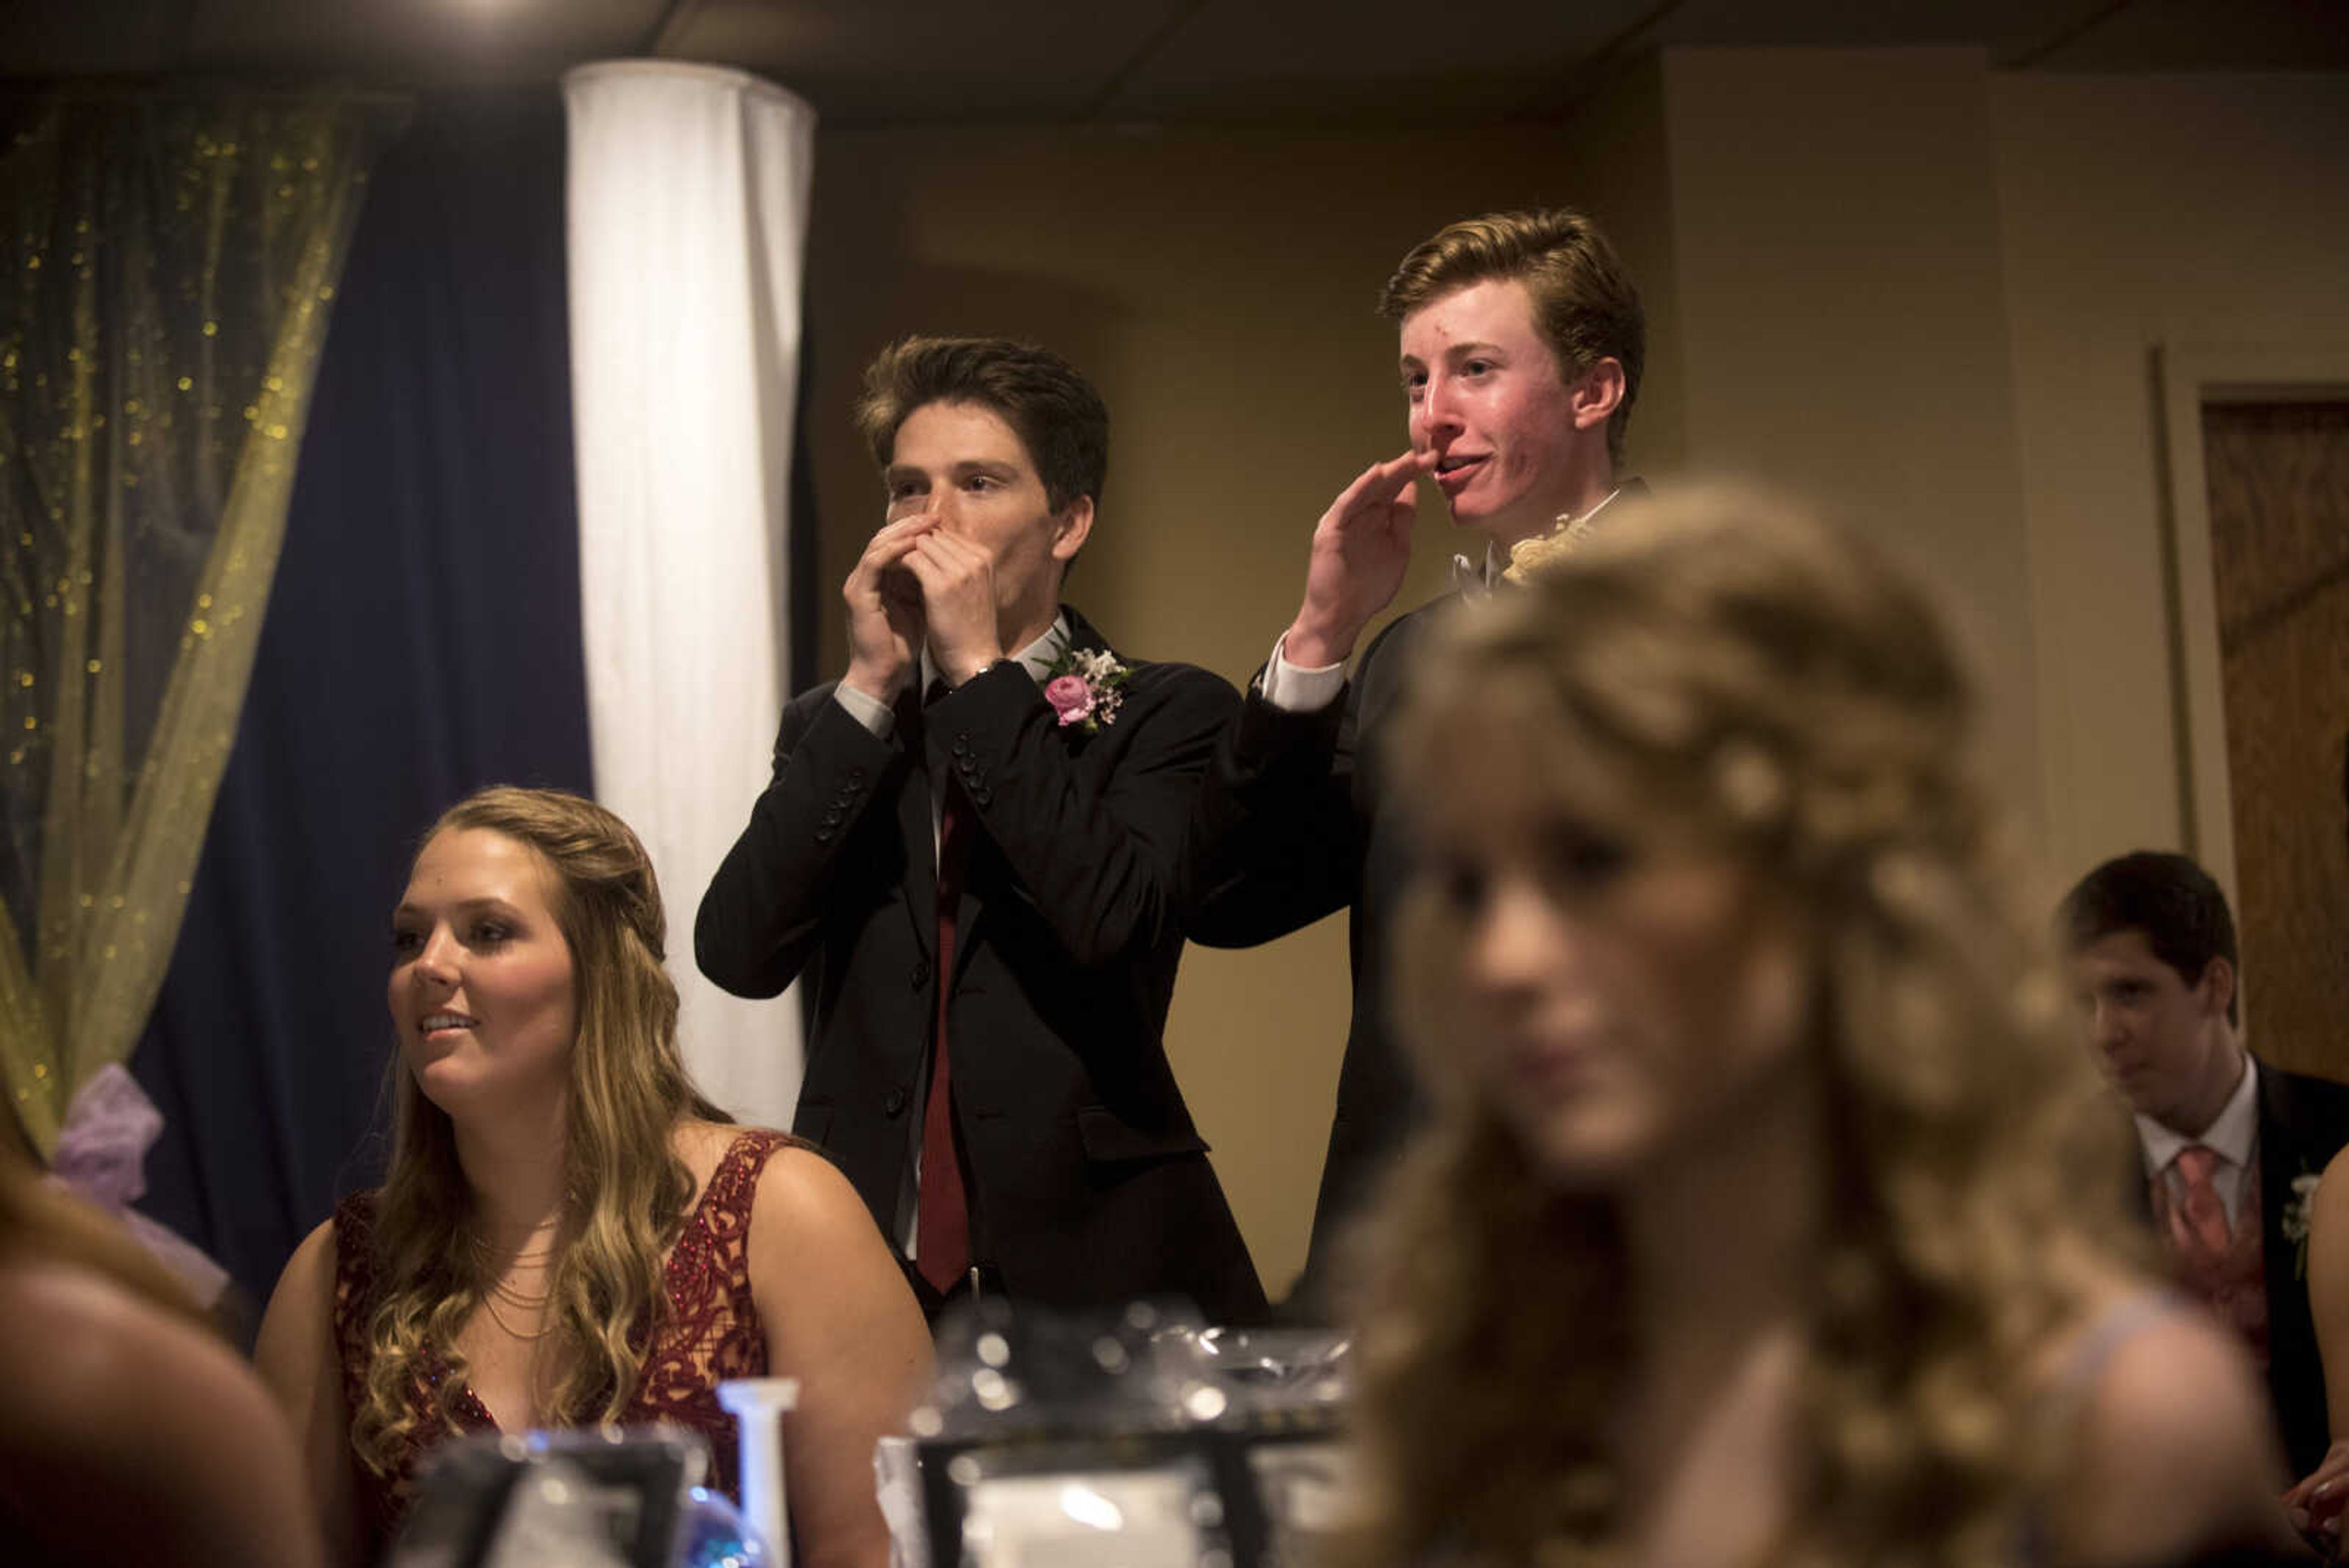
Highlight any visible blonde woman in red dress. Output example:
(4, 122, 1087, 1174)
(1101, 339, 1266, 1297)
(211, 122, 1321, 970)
(257, 786, 929, 1567)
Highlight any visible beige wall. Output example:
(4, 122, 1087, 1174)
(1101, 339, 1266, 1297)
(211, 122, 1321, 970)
(1988, 72, 2349, 886)
(1655, 49, 2044, 844)
(791, 56, 2349, 1296)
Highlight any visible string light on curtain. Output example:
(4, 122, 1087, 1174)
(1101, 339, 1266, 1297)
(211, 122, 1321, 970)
(0, 89, 405, 1157)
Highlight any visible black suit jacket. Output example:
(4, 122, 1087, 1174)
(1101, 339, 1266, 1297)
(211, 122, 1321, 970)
(2131, 1058, 2349, 1479)
(696, 606, 1265, 1324)
(2252, 1061, 2349, 1478)
(1183, 488, 1653, 1314)
(1182, 596, 1446, 1309)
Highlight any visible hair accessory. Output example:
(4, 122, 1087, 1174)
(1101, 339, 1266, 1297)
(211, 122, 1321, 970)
(1712, 740, 1787, 826)
(1868, 850, 1931, 913)
(49, 1065, 232, 1309)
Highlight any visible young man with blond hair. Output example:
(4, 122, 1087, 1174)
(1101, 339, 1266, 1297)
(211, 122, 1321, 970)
(1186, 209, 1647, 1309)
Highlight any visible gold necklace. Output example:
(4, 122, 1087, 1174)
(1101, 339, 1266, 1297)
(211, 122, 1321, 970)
(480, 1291, 555, 1342)
(489, 1247, 558, 1268)
(488, 1276, 553, 1310)
(473, 1213, 560, 1246)
(471, 1213, 564, 1338)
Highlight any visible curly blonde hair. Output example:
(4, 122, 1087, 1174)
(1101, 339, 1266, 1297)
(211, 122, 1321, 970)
(1343, 486, 2136, 1568)
(351, 786, 729, 1473)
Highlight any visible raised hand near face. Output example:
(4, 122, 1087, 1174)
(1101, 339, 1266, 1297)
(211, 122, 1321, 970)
(842, 513, 937, 705)
(1283, 449, 1438, 669)
(900, 523, 1008, 689)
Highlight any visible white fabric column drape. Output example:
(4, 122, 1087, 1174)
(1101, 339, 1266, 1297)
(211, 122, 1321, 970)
(562, 61, 815, 1128)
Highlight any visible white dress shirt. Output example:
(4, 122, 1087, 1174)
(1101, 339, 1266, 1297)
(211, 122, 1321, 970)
(833, 614, 1071, 746)
(2137, 1053, 2260, 1229)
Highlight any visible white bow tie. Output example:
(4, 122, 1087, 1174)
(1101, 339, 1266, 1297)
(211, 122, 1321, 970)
(1451, 552, 1499, 603)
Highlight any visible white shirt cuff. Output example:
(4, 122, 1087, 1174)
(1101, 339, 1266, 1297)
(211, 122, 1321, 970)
(833, 682, 896, 737)
(1259, 633, 1346, 714)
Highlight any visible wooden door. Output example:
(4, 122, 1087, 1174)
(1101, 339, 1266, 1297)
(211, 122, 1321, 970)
(2202, 399, 2349, 1080)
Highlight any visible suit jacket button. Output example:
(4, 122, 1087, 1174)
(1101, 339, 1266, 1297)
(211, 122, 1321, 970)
(883, 1088, 909, 1118)
(814, 829, 833, 842)
(910, 958, 932, 989)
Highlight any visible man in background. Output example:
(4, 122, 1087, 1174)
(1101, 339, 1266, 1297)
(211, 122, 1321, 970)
(2062, 849, 2349, 1479)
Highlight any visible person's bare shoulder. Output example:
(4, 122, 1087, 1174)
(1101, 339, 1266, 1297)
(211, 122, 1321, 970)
(675, 1117, 768, 1194)
(2055, 1301, 2306, 1566)
(0, 1257, 324, 1567)
(2308, 1145, 2349, 1258)
(0, 1257, 213, 1439)
(255, 1216, 339, 1372)
(744, 1139, 920, 1328)
(279, 1214, 340, 1284)
(749, 1139, 878, 1244)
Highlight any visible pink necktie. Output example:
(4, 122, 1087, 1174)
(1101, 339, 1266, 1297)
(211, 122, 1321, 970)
(2169, 1144, 2233, 1261)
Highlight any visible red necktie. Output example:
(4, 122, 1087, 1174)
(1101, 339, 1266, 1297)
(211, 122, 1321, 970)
(915, 779, 971, 1295)
(2168, 1144, 2233, 1261)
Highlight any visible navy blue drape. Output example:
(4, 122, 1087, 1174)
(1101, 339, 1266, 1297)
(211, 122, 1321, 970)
(131, 91, 594, 1313)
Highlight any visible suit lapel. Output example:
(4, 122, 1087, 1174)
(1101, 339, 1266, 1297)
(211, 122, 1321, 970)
(1059, 603, 1114, 666)
(2254, 1063, 2311, 1464)
(896, 693, 939, 962)
(946, 820, 985, 992)
(2257, 1064, 2306, 1312)
(944, 604, 1117, 990)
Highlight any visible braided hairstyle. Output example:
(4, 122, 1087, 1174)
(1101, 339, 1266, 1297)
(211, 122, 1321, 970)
(1344, 485, 2133, 1568)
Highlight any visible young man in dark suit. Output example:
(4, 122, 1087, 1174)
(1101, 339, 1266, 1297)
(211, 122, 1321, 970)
(1184, 210, 1646, 1312)
(2063, 849, 2349, 1481)
(699, 336, 1263, 1323)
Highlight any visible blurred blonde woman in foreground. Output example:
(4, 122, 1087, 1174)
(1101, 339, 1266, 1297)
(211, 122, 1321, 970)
(1341, 487, 2306, 1568)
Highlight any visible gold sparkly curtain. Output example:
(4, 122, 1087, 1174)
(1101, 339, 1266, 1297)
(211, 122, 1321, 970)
(0, 89, 405, 1156)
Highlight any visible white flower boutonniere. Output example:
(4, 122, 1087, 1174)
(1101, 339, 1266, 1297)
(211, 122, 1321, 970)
(1041, 647, 1129, 735)
(1500, 510, 1604, 585)
(2282, 1169, 2323, 1279)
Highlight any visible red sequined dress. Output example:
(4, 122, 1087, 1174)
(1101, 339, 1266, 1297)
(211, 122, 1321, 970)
(330, 1128, 788, 1549)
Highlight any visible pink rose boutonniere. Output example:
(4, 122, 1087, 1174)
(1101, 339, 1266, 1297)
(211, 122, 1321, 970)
(1042, 647, 1129, 734)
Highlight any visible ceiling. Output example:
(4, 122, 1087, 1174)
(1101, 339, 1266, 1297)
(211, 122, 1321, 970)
(4, 0, 2345, 127)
